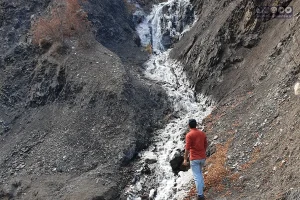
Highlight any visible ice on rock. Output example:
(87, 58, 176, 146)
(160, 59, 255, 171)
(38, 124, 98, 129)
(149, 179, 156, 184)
(126, 0, 212, 200)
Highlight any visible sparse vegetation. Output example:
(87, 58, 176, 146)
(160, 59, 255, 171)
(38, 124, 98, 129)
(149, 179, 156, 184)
(145, 44, 153, 54)
(184, 140, 232, 200)
(31, 0, 90, 47)
(204, 141, 231, 192)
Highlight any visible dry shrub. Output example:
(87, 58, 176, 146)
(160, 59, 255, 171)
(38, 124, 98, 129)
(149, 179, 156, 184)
(65, 0, 90, 35)
(32, 0, 90, 46)
(204, 141, 231, 192)
(32, 8, 64, 45)
(145, 44, 153, 54)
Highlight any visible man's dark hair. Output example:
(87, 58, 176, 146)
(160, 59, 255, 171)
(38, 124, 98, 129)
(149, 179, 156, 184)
(189, 119, 197, 128)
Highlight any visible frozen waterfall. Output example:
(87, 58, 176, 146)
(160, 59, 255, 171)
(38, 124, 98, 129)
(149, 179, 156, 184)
(125, 1, 212, 199)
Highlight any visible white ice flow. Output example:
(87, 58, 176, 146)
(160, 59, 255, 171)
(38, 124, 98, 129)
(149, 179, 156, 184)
(126, 0, 212, 199)
(136, 0, 194, 52)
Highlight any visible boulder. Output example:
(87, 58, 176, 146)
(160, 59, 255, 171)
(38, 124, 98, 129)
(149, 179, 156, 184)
(169, 149, 189, 173)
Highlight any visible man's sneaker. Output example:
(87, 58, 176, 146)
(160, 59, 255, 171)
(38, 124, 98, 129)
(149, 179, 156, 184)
(198, 195, 205, 200)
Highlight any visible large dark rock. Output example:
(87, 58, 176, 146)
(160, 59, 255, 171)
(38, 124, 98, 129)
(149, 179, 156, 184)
(169, 149, 189, 174)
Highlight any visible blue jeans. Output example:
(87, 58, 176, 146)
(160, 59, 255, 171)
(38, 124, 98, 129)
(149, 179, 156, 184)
(191, 159, 205, 196)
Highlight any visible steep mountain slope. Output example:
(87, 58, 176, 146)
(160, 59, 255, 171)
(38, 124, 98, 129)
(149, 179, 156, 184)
(171, 0, 300, 199)
(2, 0, 300, 199)
(0, 0, 168, 199)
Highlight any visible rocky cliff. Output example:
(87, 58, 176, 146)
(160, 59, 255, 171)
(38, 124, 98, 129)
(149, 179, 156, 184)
(171, 0, 300, 199)
(0, 0, 168, 199)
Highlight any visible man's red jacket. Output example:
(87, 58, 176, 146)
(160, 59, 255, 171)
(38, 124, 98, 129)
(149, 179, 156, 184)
(185, 128, 208, 160)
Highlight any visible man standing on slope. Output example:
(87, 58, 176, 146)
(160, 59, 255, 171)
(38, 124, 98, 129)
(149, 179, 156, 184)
(183, 119, 208, 200)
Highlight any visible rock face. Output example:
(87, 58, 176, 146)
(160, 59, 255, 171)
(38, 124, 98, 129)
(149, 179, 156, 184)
(171, 0, 300, 199)
(158, 1, 194, 49)
(170, 0, 264, 98)
(133, 0, 195, 53)
(85, 0, 148, 64)
(0, 0, 168, 199)
(152, 0, 195, 51)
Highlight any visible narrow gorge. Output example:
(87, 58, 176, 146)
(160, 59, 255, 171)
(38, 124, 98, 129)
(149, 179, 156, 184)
(1, 0, 300, 199)
(125, 1, 212, 199)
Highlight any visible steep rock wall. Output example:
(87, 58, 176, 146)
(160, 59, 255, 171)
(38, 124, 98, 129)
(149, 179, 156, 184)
(171, 0, 300, 198)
